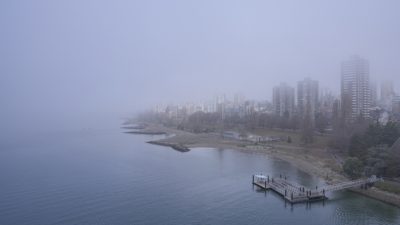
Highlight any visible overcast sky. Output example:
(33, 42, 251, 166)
(1, 0, 400, 130)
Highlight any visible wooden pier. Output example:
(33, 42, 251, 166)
(252, 174, 381, 203)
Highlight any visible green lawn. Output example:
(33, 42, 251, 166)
(375, 181, 400, 195)
(252, 128, 331, 148)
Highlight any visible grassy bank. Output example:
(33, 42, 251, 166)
(252, 127, 331, 149)
(375, 181, 400, 195)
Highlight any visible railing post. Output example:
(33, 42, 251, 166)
(252, 175, 254, 184)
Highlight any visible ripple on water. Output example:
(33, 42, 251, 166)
(1, 130, 400, 225)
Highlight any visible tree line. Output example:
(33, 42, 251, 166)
(343, 122, 400, 178)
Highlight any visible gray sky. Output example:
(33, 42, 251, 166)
(1, 0, 400, 130)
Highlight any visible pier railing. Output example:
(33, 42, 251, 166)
(252, 174, 381, 203)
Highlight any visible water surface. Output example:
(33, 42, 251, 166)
(0, 125, 399, 225)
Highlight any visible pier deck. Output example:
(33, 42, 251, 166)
(252, 174, 380, 203)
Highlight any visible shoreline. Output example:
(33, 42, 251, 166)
(147, 140, 190, 152)
(133, 124, 345, 182)
(124, 131, 167, 135)
(125, 122, 400, 207)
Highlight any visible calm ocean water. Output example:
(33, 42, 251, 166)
(0, 124, 399, 225)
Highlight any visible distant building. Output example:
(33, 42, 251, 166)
(214, 94, 226, 120)
(297, 78, 319, 125)
(380, 80, 395, 111)
(233, 92, 245, 107)
(370, 81, 378, 107)
(393, 95, 400, 114)
(341, 56, 371, 122)
(332, 98, 341, 119)
(273, 83, 295, 117)
(222, 131, 241, 140)
(381, 80, 395, 102)
(319, 88, 336, 119)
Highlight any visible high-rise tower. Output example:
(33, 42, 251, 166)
(297, 78, 319, 125)
(341, 56, 371, 122)
(273, 83, 295, 117)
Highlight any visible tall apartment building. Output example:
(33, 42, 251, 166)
(320, 88, 336, 118)
(381, 80, 395, 101)
(341, 56, 371, 122)
(233, 92, 245, 107)
(214, 94, 226, 120)
(273, 83, 295, 117)
(370, 81, 378, 107)
(297, 78, 319, 125)
(380, 80, 395, 111)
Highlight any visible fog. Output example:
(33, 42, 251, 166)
(1, 0, 400, 133)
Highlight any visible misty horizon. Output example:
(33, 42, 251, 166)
(1, 0, 400, 131)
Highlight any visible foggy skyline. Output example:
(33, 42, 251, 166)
(1, 0, 400, 130)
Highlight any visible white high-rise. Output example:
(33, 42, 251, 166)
(297, 78, 319, 125)
(381, 80, 395, 102)
(273, 83, 295, 117)
(380, 80, 395, 111)
(341, 56, 371, 122)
